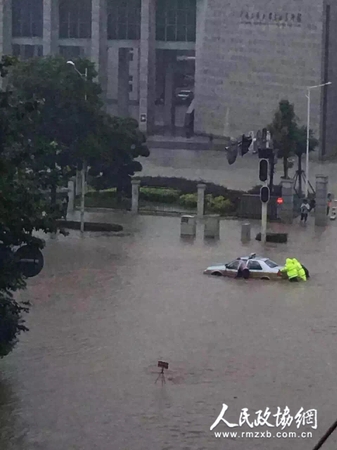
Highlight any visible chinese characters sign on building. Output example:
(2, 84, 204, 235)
(240, 10, 302, 27)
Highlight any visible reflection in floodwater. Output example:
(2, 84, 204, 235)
(1, 215, 337, 449)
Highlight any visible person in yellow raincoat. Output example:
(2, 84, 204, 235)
(292, 258, 307, 281)
(281, 258, 298, 282)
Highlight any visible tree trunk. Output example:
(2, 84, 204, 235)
(116, 186, 123, 205)
(283, 157, 288, 179)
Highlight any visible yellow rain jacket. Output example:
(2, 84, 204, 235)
(281, 258, 298, 280)
(292, 259, 306, 281)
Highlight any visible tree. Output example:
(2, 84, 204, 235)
(0, 56, 67, 357)
(9, 56, 149, 196)
(268, 100, 298, 179)
(293, 125, 319, 195)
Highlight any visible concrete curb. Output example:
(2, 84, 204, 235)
(57, 220, 123, 232)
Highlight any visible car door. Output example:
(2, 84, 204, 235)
(247, 260, 263, 278)
(224, 260, 241, 277)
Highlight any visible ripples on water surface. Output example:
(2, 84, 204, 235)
(1, 215, 337, 450)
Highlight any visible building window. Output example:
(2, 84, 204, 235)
(59, 46, 85, 59)
(12, 44, 43, 60)
(156, 0, 196, 42)
(107, 0, 141, 40)
(59, 0, 92, 39)
(129, 75, 133, 92)
(12, 0, 43, 38)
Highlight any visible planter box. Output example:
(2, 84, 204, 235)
(56, 220, 123, 232)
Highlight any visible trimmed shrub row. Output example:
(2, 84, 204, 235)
(178, 193, 234, 214)
(136, 176, 244, 211)
(82, 177, 247, 214)
(140, 187, 181, 204)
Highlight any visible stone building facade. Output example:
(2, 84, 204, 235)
(0, 0, 336, 157)
(195, 0, 337, 158)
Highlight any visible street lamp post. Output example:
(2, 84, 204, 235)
(305, 82, 331, 198)
(67, 61, 88, 235)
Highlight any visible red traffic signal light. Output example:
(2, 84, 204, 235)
(277, 197, 284, 205)
(259, 159, 269, 182)
(260, 186, 270, 203)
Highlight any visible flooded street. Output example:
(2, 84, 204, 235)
(1, 213, 337, 449)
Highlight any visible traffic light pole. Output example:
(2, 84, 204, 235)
(261, 132, 271, 244)
(261, 196, 267, 243)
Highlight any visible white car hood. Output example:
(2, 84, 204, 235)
(206, 264, 227, 271)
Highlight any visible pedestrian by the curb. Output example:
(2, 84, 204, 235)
(300, 199, 310, 223)
(327, 193, 332, 216)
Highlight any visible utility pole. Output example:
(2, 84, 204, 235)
(67, 61, 88, 235)
(259, 129, 271, 244)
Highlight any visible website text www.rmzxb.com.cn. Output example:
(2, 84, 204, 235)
(214, 430, 313, 439)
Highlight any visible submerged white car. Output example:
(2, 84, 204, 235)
(203, 254, 285, 280)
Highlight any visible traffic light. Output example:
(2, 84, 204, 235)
(260, 186, 270, 203)
(241, 134, 252, 156)
(259, 159, 269, 182)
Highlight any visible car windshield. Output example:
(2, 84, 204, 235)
(264, 259, 279, 268)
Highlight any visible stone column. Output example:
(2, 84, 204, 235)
(180, 215, 196, 237)
(197, 183, 206, 217)
(279, 179, 294, 224)
(139, 0, 156, 134)
(164, 55, 176, 134)
(43, 0, 59, 55)
(91, 0, 108, 102)
(315, 175, 328, 226)
(76, 170, 82, 196)
(131, 179, 141, 214)
(241, 223, 251, 242)
(204, 215, 220, 239)
(118, 48, 130, 117)
(67, 179, 75, 214)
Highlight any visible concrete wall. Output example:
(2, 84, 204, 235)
(194, 0, 325, 139)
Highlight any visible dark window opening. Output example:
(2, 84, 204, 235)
(247, 261, 263, 270)
(264, 259, 279, 268)
(226, 261, 240, 270)
(107, 0, 141, 40)
(12, 0, 43, 38)
(156, 0, 196, 42)
(12, 44, 43, 59)
(59, 46, 85, 59)
(59, 0, 92, 39)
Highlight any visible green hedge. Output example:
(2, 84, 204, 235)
(207, 196, 233, 214)
(82, 181, 237, 214)
(178, 193, 234, 214)
(137, 176, 243, 211)
(178, 193, 197, 208)
(140, 187, 181, 204)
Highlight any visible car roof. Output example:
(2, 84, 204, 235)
(238, 256, 269, 261)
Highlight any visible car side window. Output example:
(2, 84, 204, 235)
(226, 260, 240, 270)
(247, 260, 262, 270)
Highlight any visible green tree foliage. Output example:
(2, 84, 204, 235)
(10, 56, 149, 196)
(268, 100, 318, 180)
(0, 56, 148, 357)
(268, 100, 298, 179)
(0, 56, 68, 357)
